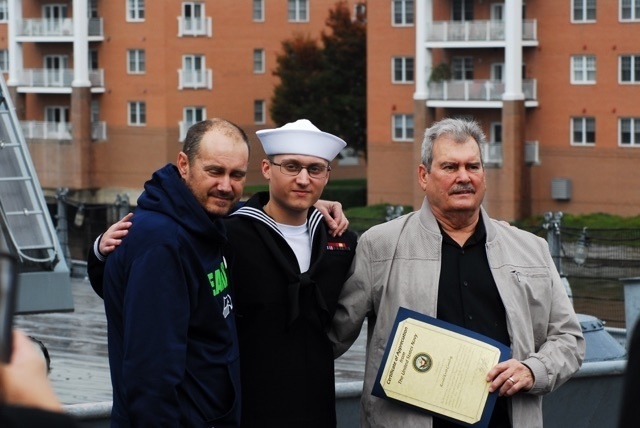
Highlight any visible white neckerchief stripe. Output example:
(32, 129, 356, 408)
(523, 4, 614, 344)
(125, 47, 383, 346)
(231, 206, 284, 238)
(232, 205, 324, 242)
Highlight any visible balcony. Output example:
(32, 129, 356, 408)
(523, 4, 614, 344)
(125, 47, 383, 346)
(424, 20, 537, 48)
(178, 69, 212, 90)
(426, 79, 537, 108)
(16, 18, 104, 41)
(20, 121, 71, 140)
(15, 69, 105, 93)
(177, 16, 212, 37)
(480, 141, 540, 167)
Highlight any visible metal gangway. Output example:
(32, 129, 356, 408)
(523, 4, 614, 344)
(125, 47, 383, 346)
(0, 73, 73, 313)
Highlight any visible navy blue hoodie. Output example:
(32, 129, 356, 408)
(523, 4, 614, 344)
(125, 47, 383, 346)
(103, 164, 241, 427)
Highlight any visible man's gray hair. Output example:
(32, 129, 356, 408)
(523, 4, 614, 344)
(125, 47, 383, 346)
(420, 118, 487, 172)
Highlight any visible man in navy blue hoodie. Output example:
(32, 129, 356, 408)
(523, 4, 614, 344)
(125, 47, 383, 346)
(102, 119, 249, 427)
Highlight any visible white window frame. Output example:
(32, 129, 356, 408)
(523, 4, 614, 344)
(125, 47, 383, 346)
(392, 114, 414, 142)
(253, 49, 265, 74)
(619, 55, 640, 83)
(392, 0, 414, 26)
(392, 57, 414, 84)
(0, 0, 8, 23)
(619, 118, 640, 146)
(181, 2, 207, 36)
(288, 0, 309, 22)
(183, 54, 205, 85)
(0, 50, 8, 73)
(490, 3, 504, 21)
(490, 63, 504, 81)
(127, 0, 145, 22)
(45, 106, 69, 124)
(620, 0, 640, 21)
(452, 0, 474, 21)
(253, 0, 264, 22)
(571, 55, 596, 84)
(452, 56, 474, 80)
(184, 106, 205, 125)
(571, 117, 595, 145)
(572, 0, 596, 23)
(254, 100, 266, 124)
(128, 101, 146, 126)
(44, 55, 69, 86)
(127, 49, 145, 74)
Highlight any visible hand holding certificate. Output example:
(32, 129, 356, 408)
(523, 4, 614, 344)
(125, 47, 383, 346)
(372, 307, 511, 427)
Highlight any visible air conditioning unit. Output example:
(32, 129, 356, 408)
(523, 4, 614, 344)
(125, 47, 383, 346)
(551, 178, 572, 201)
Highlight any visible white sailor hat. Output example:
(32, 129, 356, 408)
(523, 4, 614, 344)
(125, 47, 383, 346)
(256, 119, 347, 162)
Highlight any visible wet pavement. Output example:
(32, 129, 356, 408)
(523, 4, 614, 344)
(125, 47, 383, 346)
(14, 275, 367, 405)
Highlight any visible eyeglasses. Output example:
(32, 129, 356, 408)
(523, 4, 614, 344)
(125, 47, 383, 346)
(269, 160, 331, 179)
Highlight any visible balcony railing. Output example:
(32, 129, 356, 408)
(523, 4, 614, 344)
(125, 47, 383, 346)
(425, 19, 537, 43)
(16, 69, 104, 89)
(17, 18, 104, 38)
(177, 16, 212, 37)
(20, 120, 107, 141)
(178, 69, 212, 90)
(20, 121, 71, 140)
(480, 140, 540, 166)
(179, 121, 198, 141)
(428, 79, 537, 101)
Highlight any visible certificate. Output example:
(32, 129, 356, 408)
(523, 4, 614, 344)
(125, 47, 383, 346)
(372, 307, 511, 427)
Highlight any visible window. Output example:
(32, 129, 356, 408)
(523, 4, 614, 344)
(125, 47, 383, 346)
(182, 2, 206, 35)
(128, 101, 146, 126)
(490, 63, 504, 81)
(452, 57, 474, 80)
(572, 0, 596, 22)
(620, 118, 640, 146)
(571, 55, 596, 83)
(184, 106, 205, 126)
(253, 49, 265, 73)
(127, 49, 145, 74)
(89, 0, 99, 18)
(183, 54, 205, 86)
(490, 122, 502, 144)
(127, 0, 145, 22)
(44, 55, 69, 86)
(0, 50, 8, 72)
(571, 117, 595, 145)
(89, 49, 99, 70)
(253, 0, 264, 21)
(288, 0, 308, 22)
(392, 57, 414, 83)
(452, 0, 474, 21)
(392, 0, 414, 25)
(0, 0, 8, 22)
(254, 100, 265, 124)
(393, 114, 414, 141)
(620, 55, 640, 83)
(621, 0, 640, 21)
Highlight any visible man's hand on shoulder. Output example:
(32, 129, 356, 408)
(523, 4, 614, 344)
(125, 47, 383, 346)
(315, 200, 349, 237)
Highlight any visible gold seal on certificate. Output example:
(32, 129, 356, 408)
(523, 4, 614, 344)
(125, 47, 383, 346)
(373, 307, 510, 427)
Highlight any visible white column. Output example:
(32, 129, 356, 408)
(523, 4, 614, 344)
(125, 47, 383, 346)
(7, 0, 23, 86)
(414, 0, 430, 100)
(72, 0, 91, 87)
(503, 0, 524, 101)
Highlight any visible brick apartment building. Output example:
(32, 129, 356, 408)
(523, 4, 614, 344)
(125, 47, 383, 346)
(370, 0, 640, 220)
(1, 0, 639, 220)
(0, 0, 365, 208)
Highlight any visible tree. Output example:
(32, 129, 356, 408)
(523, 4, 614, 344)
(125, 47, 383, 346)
(270, 1, 367, 157)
